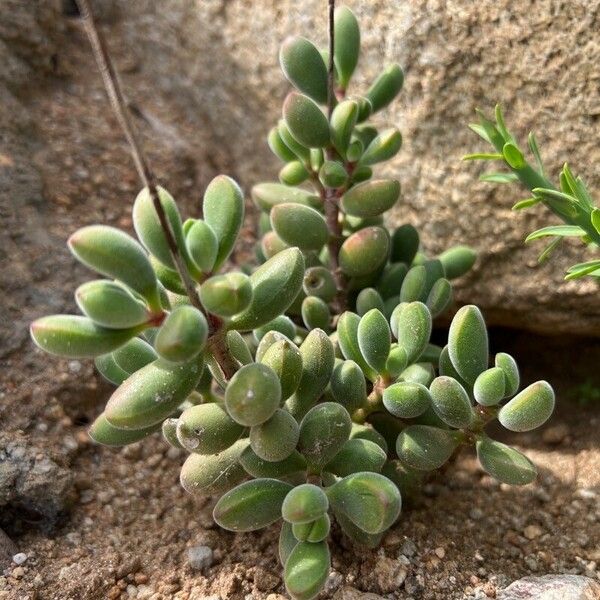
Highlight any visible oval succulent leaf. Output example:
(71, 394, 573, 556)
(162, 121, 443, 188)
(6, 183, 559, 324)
(88, 413, 158, 447)
(400, 362, 435, 387)
(280, 160, 310, 186)
(105, 358, 202, 429)
(185, 219, 219, 274)
(361, 128, 402, 166)
(150, 256, 186, 296)
(394, 301, 432, 363)
(279, 521, 299, 567)
(112, 337, 157, 373)
(30, 315, 140, 358)
(327, 472, 401, 534)
(180, 439, 248, 496)
(292, 514, 330, 543)
(319, 160, 348, 188)
(357, 309, 391, 374)
(426, 277, 453, 317)
(324, 439, 387, 477)
(240, 446, 307, 479)
(473, 367, 506, 406)
(68, 225, 159, 307)
(213, 478, 293, 532)
(279, 36, 328, 104)
(385, 345, 408, 378)
(225, 363, 282, 427)
(350, 423, 388, 453)
(301, 296, 330, 331)
(269, 126, 297, 162)
(200, 272, 253, 317)
(495, 352, 520, 397)
(330, 360, 367, 412)
(330, 100, 358, 156)
(230, 248, 305, 331)
(252, 183, 321, 213)
(261, 231, 289, 259)
(366, 64, 404, 113)
(498, 381, 555, 432)
(429, 376, 474, 428)
(356, 287, 385, 316)
(286, 329, 335, 419)
(342, 179, 400, 218)
(133, 186, 188, 272)
(383, 381, 431, 419)
(476, 438, 537, 485)
(334, 6, 360, 89)
(283, 93, 331, 148)
(339, 226, 390, 278)
(176, 403, 244, 454)
(391, 223, 419, 265)
(271, 203, 328, 251)
(336, 311, 378, 381)
(284, 541, 330, 600)
(282, 484, 329, 524)
(448, 305, 489, 384)
(260, 339, 303, 400)
(399, 265, 427, 303)
(254, 315, 297, 343)
(94, 353, 129, 385)
(396, 425, 460, 471)
(298, 402, 352, 469)
(202, 175, 245, 271)
(438, 245, 477, 280)
(155, 305, 207, 364)
(75, 280, 149, 329)
(250, 408, 300, 462)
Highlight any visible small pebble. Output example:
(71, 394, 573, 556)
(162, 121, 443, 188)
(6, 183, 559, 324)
(523, 525, 543, 540)
(187, 545, 213, 572)
(400, 537, 417, 557)
(12, 553, 27, 565)
(434, 547, 445, 559)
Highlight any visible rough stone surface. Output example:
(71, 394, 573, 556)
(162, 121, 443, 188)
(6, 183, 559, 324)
(497, 575, 600, 600)
(0, 529, 18, 569)
(0, 432, 75, 524)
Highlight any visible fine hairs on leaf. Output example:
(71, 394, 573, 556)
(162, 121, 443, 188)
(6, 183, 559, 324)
(29, 3, 558, 599)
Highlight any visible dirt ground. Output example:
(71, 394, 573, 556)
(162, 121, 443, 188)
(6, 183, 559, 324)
(1, 10, 599, 600)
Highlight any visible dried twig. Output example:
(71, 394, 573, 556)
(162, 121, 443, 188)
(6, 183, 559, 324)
(74, 0, 238, 379)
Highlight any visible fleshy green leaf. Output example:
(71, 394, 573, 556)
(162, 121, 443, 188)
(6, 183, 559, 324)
(213, 478, 292, 532)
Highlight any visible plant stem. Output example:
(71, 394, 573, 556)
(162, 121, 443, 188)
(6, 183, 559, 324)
(75, 0, 238, 380)
(323, 0, 349, 312)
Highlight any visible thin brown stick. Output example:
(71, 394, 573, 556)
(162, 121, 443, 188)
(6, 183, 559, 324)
(327, 0, 336, 120)
(75, 0, 238, 380)
(323, 0, 348, 311)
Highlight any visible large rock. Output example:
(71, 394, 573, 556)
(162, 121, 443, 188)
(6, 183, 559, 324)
(108, 0, 599, 335)
(2, 0, 599, 339)
(498, 575, 600, 600)
(0, 432, 75, 525)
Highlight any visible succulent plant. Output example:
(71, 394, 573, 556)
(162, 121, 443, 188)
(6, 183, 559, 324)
(31, 5, 556, 599)
(466, 105, 600, 280)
